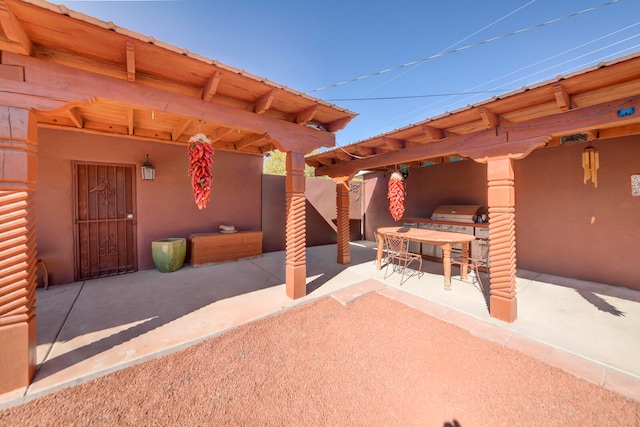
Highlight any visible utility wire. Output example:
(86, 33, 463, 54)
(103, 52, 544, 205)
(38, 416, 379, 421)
(327, 90, 519, 102)
(359, 0, 537, 98)
(308, 0, 620, 93)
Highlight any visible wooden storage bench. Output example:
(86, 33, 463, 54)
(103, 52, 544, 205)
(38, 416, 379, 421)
(189, 231, 262, 267)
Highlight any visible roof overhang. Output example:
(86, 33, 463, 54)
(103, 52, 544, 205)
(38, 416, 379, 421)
(0, 0, 357, 155)
(307, 52, 640, 176)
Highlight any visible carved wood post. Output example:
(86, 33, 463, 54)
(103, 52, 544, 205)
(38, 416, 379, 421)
(487, 156, 518, 322)
(285, 152, 306, 299)
(334, 178, 350, 265)
(0, 106, 38, 393)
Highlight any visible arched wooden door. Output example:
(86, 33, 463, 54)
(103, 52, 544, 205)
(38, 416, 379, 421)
(73, 162, 137, 280)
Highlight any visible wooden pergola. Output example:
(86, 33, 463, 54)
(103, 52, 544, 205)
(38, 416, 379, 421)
(307, 52, 640, 323)
(0, 0, 355, 394)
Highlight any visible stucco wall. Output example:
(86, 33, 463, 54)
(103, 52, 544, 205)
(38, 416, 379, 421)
(514, 135, 639, 290)
(36, 128, 262, 285)
(363, 136, 640, 290)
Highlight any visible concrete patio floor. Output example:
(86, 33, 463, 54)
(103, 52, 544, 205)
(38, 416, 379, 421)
(2, 241, 639, 409)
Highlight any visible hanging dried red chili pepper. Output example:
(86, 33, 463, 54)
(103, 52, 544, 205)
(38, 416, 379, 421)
(387, 171, 405, 221)
(187, 133, 214, 210)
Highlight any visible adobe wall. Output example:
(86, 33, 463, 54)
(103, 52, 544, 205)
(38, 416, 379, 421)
(36, 128, 262, 285)
(363, 136, 640, 290)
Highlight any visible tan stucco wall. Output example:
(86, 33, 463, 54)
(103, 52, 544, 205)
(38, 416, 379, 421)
(36, 128, 262, 285)
(363, 136, 640, 290)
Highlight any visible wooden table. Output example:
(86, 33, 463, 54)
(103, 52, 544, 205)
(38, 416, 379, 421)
(376, 226, 476, 290)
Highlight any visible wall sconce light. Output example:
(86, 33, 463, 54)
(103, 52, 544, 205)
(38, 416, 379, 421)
(141, 154, 155, 181)
(582, 146, 599, 188)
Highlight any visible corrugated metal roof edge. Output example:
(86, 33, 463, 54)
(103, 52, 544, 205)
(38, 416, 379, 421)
(19, 0, 357, 118)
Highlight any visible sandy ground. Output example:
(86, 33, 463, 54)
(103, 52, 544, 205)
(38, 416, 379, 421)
(1, 293, 638, 426)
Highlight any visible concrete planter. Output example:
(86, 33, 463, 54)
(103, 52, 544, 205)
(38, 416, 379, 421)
(151, 238, 186, 273)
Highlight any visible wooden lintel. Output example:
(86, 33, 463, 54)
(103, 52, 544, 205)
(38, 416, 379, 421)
(421, 124, 444, 140)
(235, 133, 268, 150)
(479, 107, 499, 128)
(127, 108, 134, 135)
(0, 1, 33, 55)
(66, 108, 83, 128)
(125, 41, 135, 82)
(202, 70, 222, 101)
(254, 90, 275, 115)
(295, 104, 318, 124)
(553, 84, 571, 111)
(326, 117, 350, 132)
(172, 118, 191, 141)
(383, 137, 405, 150)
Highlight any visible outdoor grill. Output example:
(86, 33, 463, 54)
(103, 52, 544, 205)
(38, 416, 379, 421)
(403, 205, 489, 262)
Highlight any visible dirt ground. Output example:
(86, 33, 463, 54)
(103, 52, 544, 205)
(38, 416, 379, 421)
(1, 293, 638, 426)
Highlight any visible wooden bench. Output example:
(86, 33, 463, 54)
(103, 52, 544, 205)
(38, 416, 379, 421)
(189, 231, 262, 267)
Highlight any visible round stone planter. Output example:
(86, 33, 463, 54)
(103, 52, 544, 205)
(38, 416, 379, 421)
(151, 238, 186, 273)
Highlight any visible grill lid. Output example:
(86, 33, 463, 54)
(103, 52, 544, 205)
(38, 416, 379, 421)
(430, 205, 484, 223)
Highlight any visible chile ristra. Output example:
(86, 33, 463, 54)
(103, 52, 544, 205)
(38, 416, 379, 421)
(187, 133, 214, 210)
(387, 171, 405, 221)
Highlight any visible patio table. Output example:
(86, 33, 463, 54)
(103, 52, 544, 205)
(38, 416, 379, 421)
(376, 226, 476, 290)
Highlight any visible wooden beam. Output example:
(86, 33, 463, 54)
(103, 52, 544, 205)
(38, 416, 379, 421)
(383, 137, 405, 150)
(421, 124, 444, 140)
(354, 146, 374, 157)
(126, 41, 136, 82)
(202, 70, 222, 102)
(254, 90, 274, 115)
(0, 1, 32, 55)
(172, 118, 191, 141)
(209, 127, 235, 143)
(235, 133, 268, 150)
(1, 52, 335, 153)
(66, 108, 83, 128)
(553, 84, 571, 111)
(335, 150, 353, 161)
(479, 107, 499, 128)
(295, 104, 317, 124)
(317, 157, 335, 166)
(326, 117, 350, 132)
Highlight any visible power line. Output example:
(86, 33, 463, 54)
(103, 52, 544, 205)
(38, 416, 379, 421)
(326, 90, 519, 102)
(308, 0, 620, 93)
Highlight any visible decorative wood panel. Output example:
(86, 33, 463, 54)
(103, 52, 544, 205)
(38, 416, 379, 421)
(74, 162, 136, 280)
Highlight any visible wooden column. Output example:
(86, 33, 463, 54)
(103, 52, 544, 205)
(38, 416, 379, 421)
(0, 106, 38, 394)
(334, 178, 350, 265)
(486, 157, 518, 322)
(285, 152, 306, 299)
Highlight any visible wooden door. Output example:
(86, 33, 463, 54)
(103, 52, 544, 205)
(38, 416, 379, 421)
(74, 162, 137, 280)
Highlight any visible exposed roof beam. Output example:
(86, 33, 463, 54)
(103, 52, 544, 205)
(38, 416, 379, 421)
(478, 106, 499, 128)
(66, 107, 84, 128)
(295, 104, 317, 125)
(383, 137, 405, 150)
(0, 0, 32, 55)
(209, 127, 235, 143)
(553, 84, 571, 111)
(126, 41, 136, 82)
(202, 70, 222, 102)
(317, 157, 335, 166)
(172, 118, 191, 141)
(326, 117, 350, 132)
(235, 133, 268, 150)
(127, 108, 134, 135)
(335, 150, 353, 161)
(356, 146, 375, 156)
(421, 124, 444, 140)
(254, 90, 275, 115)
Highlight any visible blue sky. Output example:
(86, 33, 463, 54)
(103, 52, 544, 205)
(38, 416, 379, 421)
(63, 0, 640, 147)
